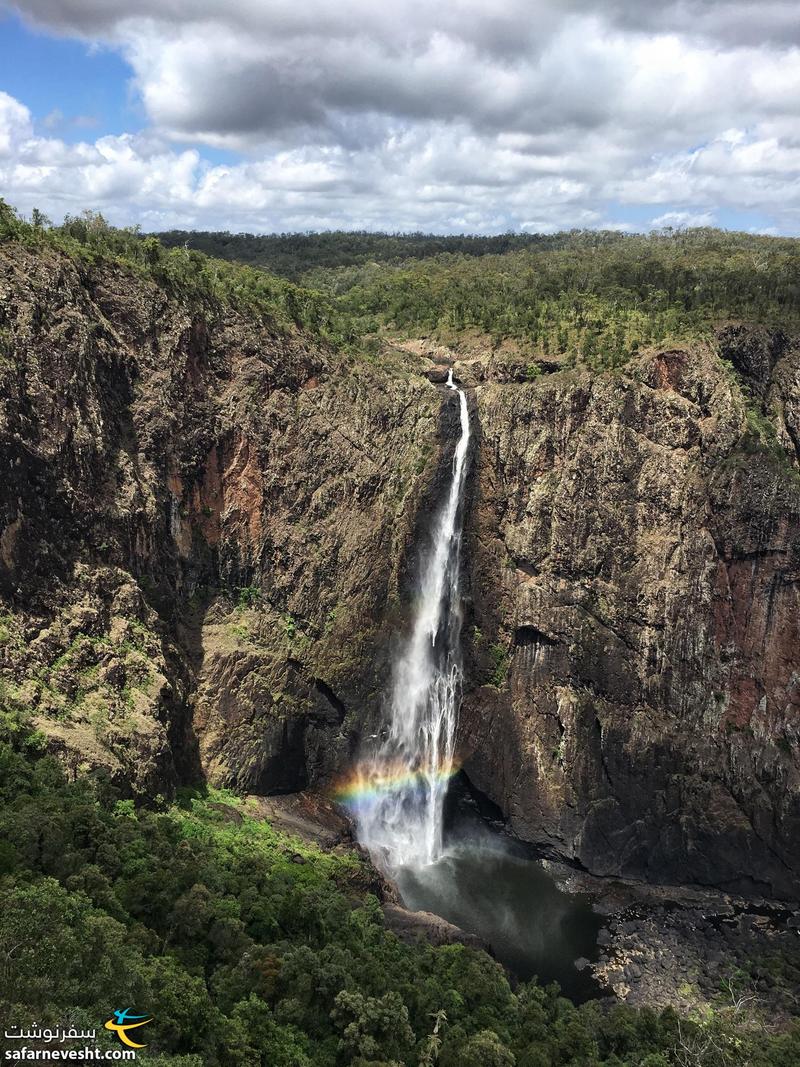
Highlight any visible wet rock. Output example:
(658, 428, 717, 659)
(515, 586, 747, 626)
(382, 903, 491, 953)
(424, 366, 451, 384)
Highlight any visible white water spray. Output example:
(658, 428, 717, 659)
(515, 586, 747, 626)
(352, 370, 471, 869)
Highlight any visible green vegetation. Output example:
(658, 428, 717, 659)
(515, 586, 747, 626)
(4, 200, 800, 378)
(305, 229, 800, 367)
(3, 203, 800, 1063)
(488, 642, 511, 688)
(0, 201, 350, 347)
(736, 401, 800, 486)
(18, 624, 160, 726)
(1, 708, 798, 1065)
(236, 586, 263, 610)
(161, 225, 800, 372)
(154, 230, 568, 281)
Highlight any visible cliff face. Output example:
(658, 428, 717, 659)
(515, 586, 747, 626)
(0, 243, 439, 796)
(2, 239, 799, 899)
(458, 331, 800, 898)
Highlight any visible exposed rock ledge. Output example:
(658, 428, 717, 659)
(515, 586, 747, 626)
(246, 791, 354, 850)
(382, 903, 490, 953)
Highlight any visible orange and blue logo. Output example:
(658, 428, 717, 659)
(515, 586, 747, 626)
(104, 1009, 152, 1048)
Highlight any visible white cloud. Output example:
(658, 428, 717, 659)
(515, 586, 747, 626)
(1, 1, 799, 232)
(650, 210, 716, 229)
(0, 91, 34, 157)
(41, 107, 63, 130)
(0, 102, 796, 234)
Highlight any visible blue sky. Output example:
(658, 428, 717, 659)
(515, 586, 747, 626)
(0, 1, 798, 235)
(0, 14, 138, 138)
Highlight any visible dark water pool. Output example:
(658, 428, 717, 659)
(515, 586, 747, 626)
(395, 836, 603, 1002)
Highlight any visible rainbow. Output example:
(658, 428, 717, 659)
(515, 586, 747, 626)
(334, 760, 460, 809)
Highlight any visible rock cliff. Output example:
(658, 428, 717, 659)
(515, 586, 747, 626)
(0, 242, 439, 797)
(2, 238, 799, 899)
(458, 330, 800, 898)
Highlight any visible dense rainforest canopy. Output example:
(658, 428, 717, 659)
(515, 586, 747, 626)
(2, 707, 799, 1066)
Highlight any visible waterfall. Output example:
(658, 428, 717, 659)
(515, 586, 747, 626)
(345, 370, 471, 869)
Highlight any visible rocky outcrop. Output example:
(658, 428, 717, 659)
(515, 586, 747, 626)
(245, 792, 353, 849)
(459, 331, 800, 899)
(382, 903, 491, 952)
(0, 242, 440, 796)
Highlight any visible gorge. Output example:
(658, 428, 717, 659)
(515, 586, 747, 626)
(341, 369, 603, 995)
(2, 215, 800, 1060)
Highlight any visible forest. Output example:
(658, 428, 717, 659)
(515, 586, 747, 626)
(4, 205, 800, 374)
(2, 706, 799, 1066)
(154, 229, 573, 280)
(300, 228, 800, 370)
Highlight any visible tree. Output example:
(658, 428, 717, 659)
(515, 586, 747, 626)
(230, 995, 311, 1067)
(30, 208, 51, 229)
(331, 990, 415, 1063)
(458, 1029, 515, 1067)
(419, 1009, 448, 1066)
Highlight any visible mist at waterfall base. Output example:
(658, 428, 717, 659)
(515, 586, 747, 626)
(396, 788, 603, 1002)
(343, 371, 601, 1001)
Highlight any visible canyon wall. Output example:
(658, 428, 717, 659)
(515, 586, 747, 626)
(2, 240, 799, 898)
(0, 243, 440, 797)
(458, 331, 800, 898)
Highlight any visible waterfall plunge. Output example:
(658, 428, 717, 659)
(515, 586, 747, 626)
(352, 370, 470, 869)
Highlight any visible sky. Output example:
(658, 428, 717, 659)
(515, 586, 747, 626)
(0, 0, 799, 235)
